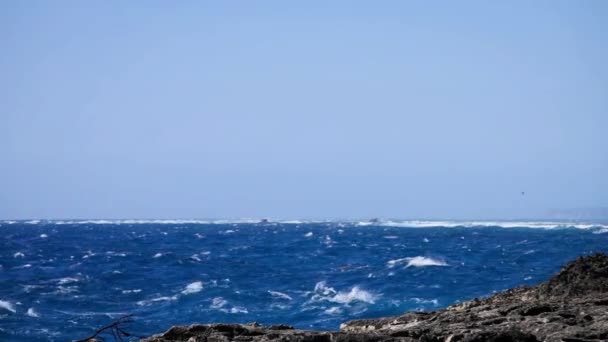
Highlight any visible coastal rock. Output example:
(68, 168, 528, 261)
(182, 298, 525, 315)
(142, 253, 608, 342)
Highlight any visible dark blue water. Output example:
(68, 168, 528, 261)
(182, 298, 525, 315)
(1, 220, 607, 341)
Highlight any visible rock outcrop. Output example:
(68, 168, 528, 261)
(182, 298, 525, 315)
(142, 253, 608, 342)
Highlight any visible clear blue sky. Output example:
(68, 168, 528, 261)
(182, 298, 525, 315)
(1, 1, 607, 220)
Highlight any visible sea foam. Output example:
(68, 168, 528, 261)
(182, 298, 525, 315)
(387, 256, 448, 268)
(182, 281, 203, 295)
(311, 282, 378, 304)
(268, 291, 292, 300)
(26, 308, 40, 317)
(0, 300, 16, 313)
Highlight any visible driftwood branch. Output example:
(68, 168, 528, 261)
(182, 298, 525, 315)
(76, 314, 145, 342)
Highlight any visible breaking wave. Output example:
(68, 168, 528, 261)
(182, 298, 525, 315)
(310, 282, 378, 304)
(387, 256, 448, 268)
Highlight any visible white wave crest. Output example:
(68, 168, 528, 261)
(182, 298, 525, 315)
(56, 277, 80, 285)
(153, 253, 163, 258)
(26, 308, 40, 317)
(311, 282, 378, 304)
(182, 281, 203, 295)
(371, 220, 608, 230)
(324, 306, 343, 315)
(209, 297, 248, 314)
(229, 307, 248, 314)
(121, 289, 142, 294)
(410, 297, 439, 306)
(268, 291, 292, 300)
(137, 296, 177, 306)
(332, 286, 377, 304)
(14, 252, 24, 258)
(388, 256, 448, 268)
(211, 297, 228, 309)
(0, 300, 16, 313)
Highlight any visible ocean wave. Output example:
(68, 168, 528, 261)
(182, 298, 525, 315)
(209, 297, 248, 314)
(182, 281, 203, 295)
(137, 296, 177, 306)
(366, 220, 608, 230)
(268, 290, 292, 300)
(410, 297, 439, 306)
(210, 297, 228, 309)
(387, 256, 448, 268)
(228, 307, 248, 314)
(323, 306, 343, 315)
(56, 277, 80, 285)
(121, 289, 142, 294)
(0, 300, 16, 313)
(26, 308, 40, 317)
(4, 219, 606, 230)
(310, 282, 377, 304)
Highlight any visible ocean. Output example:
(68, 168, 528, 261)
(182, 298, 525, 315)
(1, 220, 607, 341)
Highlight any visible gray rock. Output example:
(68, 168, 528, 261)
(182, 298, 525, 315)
(142, 253, 608, 342)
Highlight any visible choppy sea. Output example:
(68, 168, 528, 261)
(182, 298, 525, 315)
(1, 219, 608, 341)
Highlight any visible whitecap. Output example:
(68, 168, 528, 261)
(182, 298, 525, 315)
(105, 251, 127, 257)
(304, 232, 313, 237)
(0, 300, 16, 313)
(387, 256, 448, 268)
(14, 252, 24, 258)
(374, 220, 608, 230)
(137, 296, 177, 306)
(331, 286, 377, 304)
(310, 282, 377, 304)
(40, 234, 48, 238)
(55, 286, 79, 294)
(383, 236, 398, 239)
(324, 306, 343, 315)
(182, 281, 203, 295)
(153, 253, 163, 258)
(229, 307, 248, 314)
(210, 297, 227, 309)
(121, 289, 142, 294)
(14, 264, 32, 269)
(410, 298, 439, 306)
(26, 308, 40, 317)
(268, 290, 292, 300)
(56, 277, 80, 285)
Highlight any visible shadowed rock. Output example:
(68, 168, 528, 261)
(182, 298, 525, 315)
(141, 253, 608, 342)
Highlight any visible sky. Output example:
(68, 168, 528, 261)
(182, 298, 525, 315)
(1, 1, 607, 220)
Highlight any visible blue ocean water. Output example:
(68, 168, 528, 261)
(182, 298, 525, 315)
(1, 220, 608, 341)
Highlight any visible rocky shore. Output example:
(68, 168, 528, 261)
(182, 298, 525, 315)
(142, 253, 608, 342)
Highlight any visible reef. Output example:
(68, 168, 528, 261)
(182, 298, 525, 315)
(140, 253, 608, 341)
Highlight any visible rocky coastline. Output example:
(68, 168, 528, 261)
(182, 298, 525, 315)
(140, 253, 608, 341)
